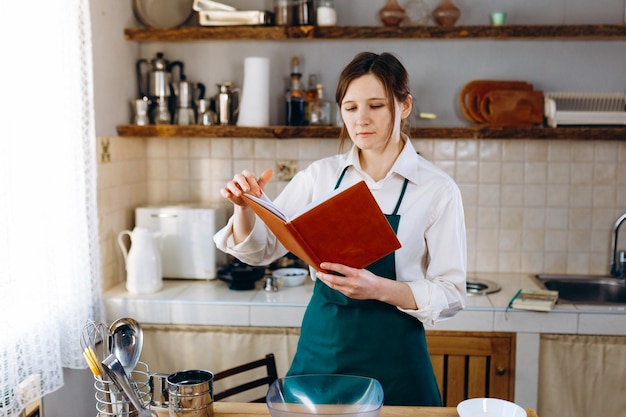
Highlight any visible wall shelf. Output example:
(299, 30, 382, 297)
(124, 24, 626, 42)
(116, 125, 626, 140)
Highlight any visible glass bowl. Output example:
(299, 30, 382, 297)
(457, 398, 527, 417)
(266, 375, 384, 417)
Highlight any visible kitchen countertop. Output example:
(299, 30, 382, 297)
(104, 272, 626, 336)
(154, 402, 539, 417)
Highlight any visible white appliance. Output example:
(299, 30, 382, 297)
(135, 204, 228, 279)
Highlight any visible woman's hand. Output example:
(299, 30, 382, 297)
(220, 168, 273, 244)
(220, 168, 274, 206)
(316, 263, 381, 300)
(316, 262, 418, 310)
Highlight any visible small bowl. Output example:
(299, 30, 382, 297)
(457, 398, 527, 417)
(272, 268, 308, 287)
(266, 374, 383, 417)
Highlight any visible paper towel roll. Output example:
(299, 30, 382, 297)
(237, 57, 270, 127)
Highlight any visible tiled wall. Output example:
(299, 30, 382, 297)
(97, 136, 626, 290)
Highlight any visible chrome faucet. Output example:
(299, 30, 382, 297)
(610, 212, 626, 279)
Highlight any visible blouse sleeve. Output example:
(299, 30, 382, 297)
(399, 181, 467, 327)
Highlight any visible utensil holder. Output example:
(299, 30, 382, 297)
(94, 361, 152, 416)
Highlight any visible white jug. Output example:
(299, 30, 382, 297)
(118, 227, 163, 294)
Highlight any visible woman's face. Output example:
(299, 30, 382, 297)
(340, 73, 410, 151)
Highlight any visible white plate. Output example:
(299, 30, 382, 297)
(457, 398, 527, 417)
(133, 0, 195, 28)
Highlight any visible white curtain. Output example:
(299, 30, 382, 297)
(0, 1, 103, 416)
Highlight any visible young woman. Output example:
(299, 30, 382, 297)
(214, 52, 467, 406)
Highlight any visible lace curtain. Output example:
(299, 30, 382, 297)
(0, 1, 103, 416)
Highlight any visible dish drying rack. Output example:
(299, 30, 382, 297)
(544, 92, 626, 127)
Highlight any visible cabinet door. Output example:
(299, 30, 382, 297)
(426, 331, 516, 406)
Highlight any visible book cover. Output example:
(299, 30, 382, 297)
(242, 180, 402, 270)
(509, 288, 559, 312)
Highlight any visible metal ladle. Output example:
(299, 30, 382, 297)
(109, 317, 144, 375)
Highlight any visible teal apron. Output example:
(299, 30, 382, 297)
(287, 168, 442, 406)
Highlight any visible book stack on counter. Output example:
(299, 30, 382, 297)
(508, 288, 559, 312)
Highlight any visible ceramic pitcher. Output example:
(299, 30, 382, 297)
(117, 227, 163, 294)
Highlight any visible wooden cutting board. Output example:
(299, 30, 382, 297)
(459, 80, 534, 123)
(479, 89, 544, 125)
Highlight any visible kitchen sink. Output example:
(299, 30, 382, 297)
(533, 274, 626, 304)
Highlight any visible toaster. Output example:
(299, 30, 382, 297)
(135, 204, 228, 279)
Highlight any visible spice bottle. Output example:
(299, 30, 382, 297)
(309, 83, 332, 125)
(285, 57, 306, 126)
(316, 0, 337, 26)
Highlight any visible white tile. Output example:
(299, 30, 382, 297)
(432, 310, 494, 331)
(171, 303, 250, 325)
(494, 310, 578, 333)
(578, 312, 626, 335)
(250, 306, 307, 327)
(104, 299, 172, 324)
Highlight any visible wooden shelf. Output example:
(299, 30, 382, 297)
(116, 125, 626, 140)
(124, 24, 626, 42)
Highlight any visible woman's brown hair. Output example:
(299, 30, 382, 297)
(335, 52, 412, 151)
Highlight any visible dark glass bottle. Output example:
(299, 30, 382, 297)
(285, 56, 306, 126)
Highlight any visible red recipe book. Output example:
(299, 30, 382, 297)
(242, 180, 401, 271)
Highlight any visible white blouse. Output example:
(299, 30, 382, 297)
(214, 139, 467, 326)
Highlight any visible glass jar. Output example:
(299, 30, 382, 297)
(316, 0, 337, 26)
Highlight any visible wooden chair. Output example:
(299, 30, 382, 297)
(213, 353, 279, 403)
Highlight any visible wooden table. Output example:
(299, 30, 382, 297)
(153, 401, 539, 417)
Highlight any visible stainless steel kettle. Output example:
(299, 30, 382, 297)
(136, 52, 184, 100)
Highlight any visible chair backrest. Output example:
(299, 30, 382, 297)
(213, 353, 278, 403)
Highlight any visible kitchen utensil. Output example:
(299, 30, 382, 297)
(544, 91, 626, 127)
(171, 75, 206, 108)
(479, 89, 543, 125)
(118, 227, 163, 294)
(131, 97, 151, 125)
(266, 374, 383, 417)
(215, 82, 240, 125)
(80, 320, 109, 377)
(110, 317, 144, 376)
(458, 80, 534, 123)
(272, 268, 308, 287)
(196, 99, 217, 125)
(136, 52, 182, 100)
(457, 398, 526, 417)
(102, 354, 158, 417)
(81, 320, 113, 415)
(167, 370, 214, 417)
(174, 107, 196, 125)
(133, 0, 194, 28)
(149, 372, 170, 408)
(217, 260, 266, 290)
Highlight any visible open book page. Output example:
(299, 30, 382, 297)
(243, 192, 288, 222)
(244, 184, 349, 222)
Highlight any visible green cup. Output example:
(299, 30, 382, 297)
(491, 12, 507, 26)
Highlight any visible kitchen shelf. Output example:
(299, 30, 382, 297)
(116, 125, 626, 140)
(124, 24, 626, 42)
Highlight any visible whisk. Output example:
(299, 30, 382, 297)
(81, 319, 114, 415)
(80, 319, 109, 377)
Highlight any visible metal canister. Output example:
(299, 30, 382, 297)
(168, 370, 214, 417)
